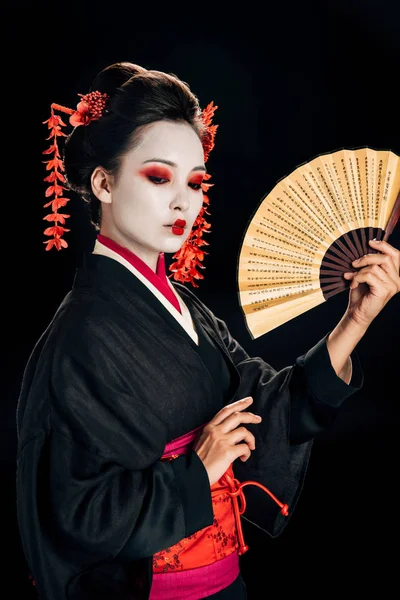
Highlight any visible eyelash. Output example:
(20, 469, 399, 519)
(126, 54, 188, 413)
(147, 176, 203, 190)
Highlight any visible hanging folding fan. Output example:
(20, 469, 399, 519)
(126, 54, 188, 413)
(237, 147, 400, 339)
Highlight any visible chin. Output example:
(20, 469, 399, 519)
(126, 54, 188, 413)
(161, 244, 186, 255)
(160, 237, 190, 254)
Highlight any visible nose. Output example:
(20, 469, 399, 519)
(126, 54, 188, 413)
(169, 186, 191, 213)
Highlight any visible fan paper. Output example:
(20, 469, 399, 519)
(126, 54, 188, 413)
(238, 148, 400, 338)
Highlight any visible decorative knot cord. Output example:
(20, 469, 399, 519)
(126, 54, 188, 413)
(219, 472, 289, 556)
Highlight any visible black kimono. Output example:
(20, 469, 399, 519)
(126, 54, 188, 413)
(16, 252, 363, 600)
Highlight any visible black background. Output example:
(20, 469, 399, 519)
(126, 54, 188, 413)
(5, 1, 400, 597)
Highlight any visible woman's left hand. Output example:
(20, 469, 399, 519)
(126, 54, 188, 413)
(343, 239, 400, 328)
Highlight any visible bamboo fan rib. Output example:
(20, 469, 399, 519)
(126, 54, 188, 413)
(238, 147, 400, 339)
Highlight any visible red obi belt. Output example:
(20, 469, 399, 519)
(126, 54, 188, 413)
(150, 425, 289, 600)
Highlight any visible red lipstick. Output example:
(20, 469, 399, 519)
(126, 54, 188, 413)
(171, 219, 186, 236)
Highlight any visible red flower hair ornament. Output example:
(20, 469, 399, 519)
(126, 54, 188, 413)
(69, 91, 110, 127)
(42, 90, 218, 286)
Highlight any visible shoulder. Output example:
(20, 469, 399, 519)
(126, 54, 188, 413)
(32, 287, 136, 376)
(47, 289, 112, 340)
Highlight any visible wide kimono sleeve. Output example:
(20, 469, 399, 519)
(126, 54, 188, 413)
(211, 314, 363, 537)
(16, 310, 213, 597)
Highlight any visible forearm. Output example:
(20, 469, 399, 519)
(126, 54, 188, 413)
(327, 315, 368, 383)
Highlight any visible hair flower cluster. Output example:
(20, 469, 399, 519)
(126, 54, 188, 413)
(168, 102, 218, 287)
(69, 91, 110, 127)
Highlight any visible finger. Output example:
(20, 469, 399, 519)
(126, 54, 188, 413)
(228, 426, 256, 450)
(346, 260, 397, 284)
(218, 410, 262, 434)
(344, 267, 399, 294)
(210, 397, 253, 426)
(352, 252, 400, 280)
(369, 239, 400, 270)
(232, 443, 251, 463)
(345, 264, 388, 286)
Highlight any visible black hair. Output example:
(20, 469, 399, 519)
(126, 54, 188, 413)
(63, 61, 205, 228)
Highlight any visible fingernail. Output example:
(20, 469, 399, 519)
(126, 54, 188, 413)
(353, 258, 361, 264)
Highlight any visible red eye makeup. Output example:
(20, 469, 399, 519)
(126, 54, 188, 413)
(139, 165, 172, 180)
(188, 174, 204, 186)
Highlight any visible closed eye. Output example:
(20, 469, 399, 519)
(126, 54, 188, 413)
(148, 176, 169, 185)
(148, 176, 203, 190)
(189, 182, 203, 190)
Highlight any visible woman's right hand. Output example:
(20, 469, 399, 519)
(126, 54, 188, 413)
(193, 397, 262, 486)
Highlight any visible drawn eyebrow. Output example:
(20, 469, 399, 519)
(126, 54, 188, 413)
(142, 158, 206, 172)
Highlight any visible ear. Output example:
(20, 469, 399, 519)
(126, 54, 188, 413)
(91, 167, 113, 204)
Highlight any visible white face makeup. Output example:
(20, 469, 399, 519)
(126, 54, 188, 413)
(94, 121, 206, 270)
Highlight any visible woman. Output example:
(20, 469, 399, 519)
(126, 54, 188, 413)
(16, 61, 400, 600)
